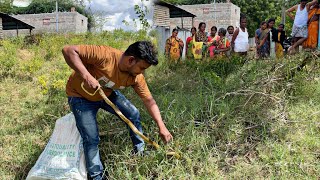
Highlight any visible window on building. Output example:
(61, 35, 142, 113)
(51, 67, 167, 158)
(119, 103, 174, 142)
(82, 19, 84, 26)
(43, 18, 50, 25)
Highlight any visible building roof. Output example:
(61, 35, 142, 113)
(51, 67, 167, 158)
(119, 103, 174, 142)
(154, 1, 196, 18)
(0, 12, 34, 30)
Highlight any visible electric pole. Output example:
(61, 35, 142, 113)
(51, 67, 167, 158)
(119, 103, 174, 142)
(56, 0, 59, 32)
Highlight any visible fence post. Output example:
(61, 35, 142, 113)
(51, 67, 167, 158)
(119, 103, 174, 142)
(0, 17, 3, 40)
(318, 18, 320, 50)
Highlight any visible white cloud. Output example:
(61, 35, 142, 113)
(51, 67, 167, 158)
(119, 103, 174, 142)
(12, 0, 31, 7)
(87, 0, 153, 31)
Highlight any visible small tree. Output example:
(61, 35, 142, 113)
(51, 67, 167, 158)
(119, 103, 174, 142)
(134, 0, 150, 30)
(0, 0, 13, 13)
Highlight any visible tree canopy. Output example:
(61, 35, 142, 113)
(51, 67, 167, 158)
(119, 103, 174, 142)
(0, 0, 14, 13)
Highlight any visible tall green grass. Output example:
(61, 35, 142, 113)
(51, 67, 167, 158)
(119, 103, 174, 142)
(0, 32, 319, 179)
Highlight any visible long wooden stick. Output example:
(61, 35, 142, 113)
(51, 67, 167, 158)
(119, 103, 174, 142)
(98, 88, 160, 149)
(81, 83, 180, 158)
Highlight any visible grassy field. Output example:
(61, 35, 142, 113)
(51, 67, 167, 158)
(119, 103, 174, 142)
(0, 32, 319, 179)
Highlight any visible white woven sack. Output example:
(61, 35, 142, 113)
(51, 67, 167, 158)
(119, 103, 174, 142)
(26, 113, 87, 180)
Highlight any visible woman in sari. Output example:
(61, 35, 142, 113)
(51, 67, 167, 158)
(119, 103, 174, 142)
(186, 27, 197, 59)
(255, 21, 270, 59)
(303, 3, 320, 49)
(165, 28, 184, 62)
(267, 18, 277, 58)
(195, 22, 209, 59)
(215, 28, 231, 57)
(208, 26, 220, 59)
(275, 24, 286, 58)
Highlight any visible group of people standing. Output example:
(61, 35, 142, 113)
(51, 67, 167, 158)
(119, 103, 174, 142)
(165, 16, 250, 62)
(165, 0, 320, 62)
(255, 19, 286, 59)
(255, 0, 319, 59)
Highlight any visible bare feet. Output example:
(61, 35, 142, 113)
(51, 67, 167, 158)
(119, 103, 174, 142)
(288, 46, 296, 55)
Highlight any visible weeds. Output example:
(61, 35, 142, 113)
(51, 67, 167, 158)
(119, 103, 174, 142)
(0, 32, 319, 179)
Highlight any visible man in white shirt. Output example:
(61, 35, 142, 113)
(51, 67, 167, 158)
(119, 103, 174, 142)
(286, 0, 318, 54)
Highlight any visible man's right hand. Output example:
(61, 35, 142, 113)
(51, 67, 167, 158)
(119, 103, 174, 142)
(63, 45, 99, 90)
(83, 73, 100, 89)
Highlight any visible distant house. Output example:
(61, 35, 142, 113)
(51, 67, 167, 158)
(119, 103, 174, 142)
(3, 7, 88, 37)
(172, 2, 241, 31)
(0, 12, 34, 39)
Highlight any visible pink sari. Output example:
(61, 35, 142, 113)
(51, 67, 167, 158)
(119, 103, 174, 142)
(208, 35, 220, 58)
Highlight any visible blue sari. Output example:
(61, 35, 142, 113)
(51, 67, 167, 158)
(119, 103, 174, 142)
(256, 28, 270, 58)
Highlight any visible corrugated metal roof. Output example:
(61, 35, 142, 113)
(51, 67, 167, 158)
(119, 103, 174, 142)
(0, 12, 34, 30)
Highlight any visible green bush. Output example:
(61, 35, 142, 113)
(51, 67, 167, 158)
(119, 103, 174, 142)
(0, 40, 19, 77)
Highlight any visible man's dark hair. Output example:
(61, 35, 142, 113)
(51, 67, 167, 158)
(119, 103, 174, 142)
(301, 0, 308, 2)
(240, 14, 246, 21)
(268, 18, 275, 24)
(198, 22, 206, 29)
(227, 25, 234, 30)
(279, 23, 285, 28)
(211, 26, 217, 31)
(124, 41, 158, 65)
(191, 27, 197, 32)
(172, 28, 178, 33)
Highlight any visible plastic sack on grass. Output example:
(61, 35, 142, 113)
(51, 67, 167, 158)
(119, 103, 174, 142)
(26, 113, 87, 180)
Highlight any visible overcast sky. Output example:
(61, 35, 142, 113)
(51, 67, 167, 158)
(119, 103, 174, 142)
(87, 0, 153, 31)
(13, 0, 154, 31)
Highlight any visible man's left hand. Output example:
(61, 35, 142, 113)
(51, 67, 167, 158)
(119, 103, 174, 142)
(159, 128, 173, 144)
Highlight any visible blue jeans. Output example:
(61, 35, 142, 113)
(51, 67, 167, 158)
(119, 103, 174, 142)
(68, 90, 145, 179)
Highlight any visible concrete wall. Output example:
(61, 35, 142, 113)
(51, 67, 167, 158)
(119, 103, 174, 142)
(170, 3, 240, 32)
(155, 26, 170, 53)
(153, 5, 170, 27)
(0, 17, 3, 39)
(3, 12, 87, 37)
(75, 13, 88, 33)
(3, 29, 31, 37)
